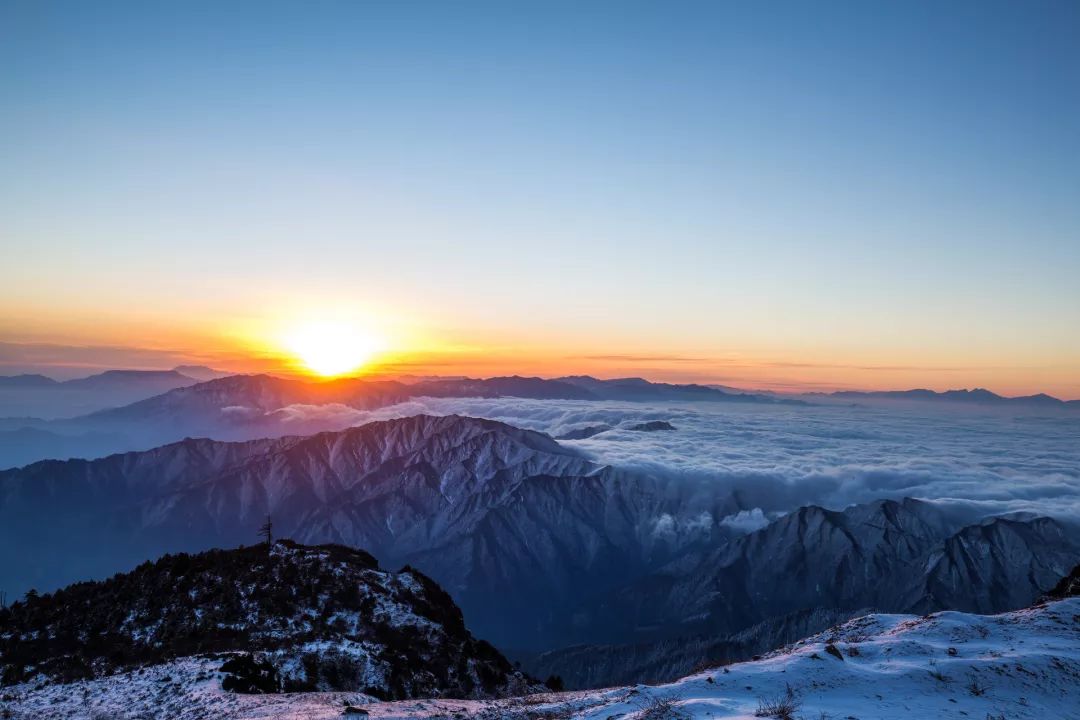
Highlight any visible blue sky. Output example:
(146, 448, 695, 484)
(1, 1, 1078, 395)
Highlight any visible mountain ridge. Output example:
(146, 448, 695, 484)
(814, 386, 1079, 407)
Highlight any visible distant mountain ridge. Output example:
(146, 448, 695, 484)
(171, 364, 233, 381)
(0, 368, 197, 388)
(0, 374, 58, 387)
(7, 372, 1076, 470)
(0, 368, 202, 421)
(557, 375, 803, 404)
(816, 387, 1079, 407)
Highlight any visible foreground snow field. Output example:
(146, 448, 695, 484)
(4, 599, 1078, 719)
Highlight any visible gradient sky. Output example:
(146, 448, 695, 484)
(2, 1, 1078, 396)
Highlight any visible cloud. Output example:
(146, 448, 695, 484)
(226, 403, 382, 437)
(213, 394, 1080, 524)
(719, 508, 772, 533)
(0, 341, 269, 380)
(568, 354, 710, 363)
(263, 403, 369, 426)
(313, 396, 1080, 523)
(220, 405, 261, 418)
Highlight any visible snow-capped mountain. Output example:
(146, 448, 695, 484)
(0, 540, 531, 700)
(4, 596, 1077, 719)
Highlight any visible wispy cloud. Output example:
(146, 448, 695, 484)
(0, 341, 274, 380)
(568, 354, 711, 363)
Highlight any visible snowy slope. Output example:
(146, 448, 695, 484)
(4, 599, 1077, 719)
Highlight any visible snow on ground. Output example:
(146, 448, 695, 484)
(3, 599, 1078, 719)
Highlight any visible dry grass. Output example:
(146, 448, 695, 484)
(927, 659, 952, 684)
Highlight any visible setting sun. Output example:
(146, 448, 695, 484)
(285, 321, 382, 377)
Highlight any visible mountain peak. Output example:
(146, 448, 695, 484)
(172, 365, 233, 381)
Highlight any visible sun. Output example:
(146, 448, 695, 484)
(285, 321, 382, 377)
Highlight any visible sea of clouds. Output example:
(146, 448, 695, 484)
(264, 396, 1080, 523)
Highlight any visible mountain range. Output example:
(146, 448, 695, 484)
(2, 414, 1075, 667)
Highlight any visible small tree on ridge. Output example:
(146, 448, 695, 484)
(258, 516, 273, 547)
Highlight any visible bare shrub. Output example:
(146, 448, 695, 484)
(634, 693, 687, 719)
(754, 684, 802, 720)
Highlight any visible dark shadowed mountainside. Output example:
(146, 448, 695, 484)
(576, 498, 1080, 646)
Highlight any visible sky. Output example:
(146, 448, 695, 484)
(1, 1, 1078, 396)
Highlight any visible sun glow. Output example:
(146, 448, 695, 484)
(285, 321, 383, 377)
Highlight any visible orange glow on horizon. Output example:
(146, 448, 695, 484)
(0, 303, 1076, 398)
